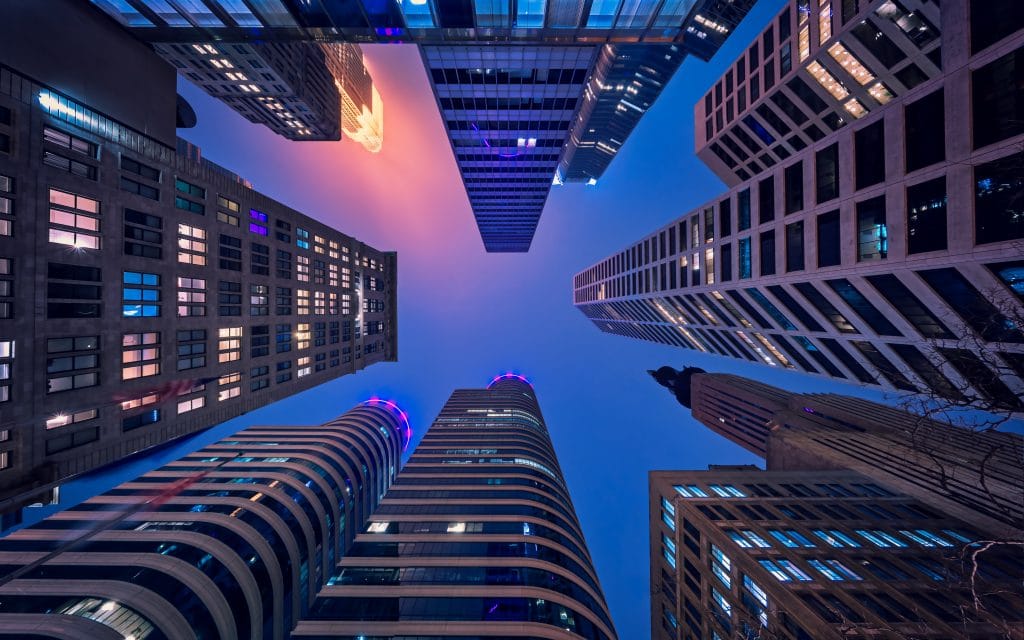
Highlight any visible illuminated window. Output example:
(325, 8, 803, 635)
(122, 332, 160, 379)
(297, 255, 310, 282)
(48, 188, 100, 249)
(122, 271, 160, 317)
(218, 327, 242, 362)
(217, 371, 241, 401)
(806, 61, 849, 100)
(177, 396, 205, 414)
(297, 289, 310, 315)
(120, 392, 158, 411)
(177, 223, 207, 265)
(296, 227, 310, 250)
(177, 277, 206, 317)
(45, 408, 97, 429)
(295, 324, 311, 349)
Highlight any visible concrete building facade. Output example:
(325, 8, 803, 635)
(574, 0, 1024, 402)
(0, 401, 409, 640)
(649, 467, 1024, 640)
(683, 371, 1024, 538)
(0, 2, 398, 527)
(291, 374, 618, 639)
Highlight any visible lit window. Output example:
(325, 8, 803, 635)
(711, 544, 731, 570)
(177, 396, 205, 414)
(177, 277, 206, 317)
(367, 521, 389, 533)
(743, 574, 769, 607)
(122, 332, 160, 379)
(45, 408, 97, 429)
(711, 588, 732, 616)
(177, 223, 207, 265)
(48, 188, 100, 249)
(662, 511, 675, 531)
(759, 559, 792, 582)
(806, 61, 849, 100)
(827, 42, 875, 86)
(661, 497, 676, 516)
(808, 559, 846, 581)
(218, 326, 242, 362)
(776, 559, 813, 581)
(122, 271, 160, 317)
(742, 530, 772, 548)
(663, 547, 676, 569)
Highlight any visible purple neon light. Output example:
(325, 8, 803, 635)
(470, 123, 524, 159)
(361, 398, 413, 450)
(487, 372, 533, 389)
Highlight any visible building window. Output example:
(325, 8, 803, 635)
(218, 280, 242, 316)
(854, 120, 885, 190)
(175, 178, 206, 199)
(46, 335, 99, 394)
(277, 249, 292, 279)
(177, 223, 207, 264)
(816, 209, 841, 267)
(794, 282, 857, 333)
(970, 0, 1024, 54)
(217, 210, 239, 226)
(973, 48, 1024, 149)
(815, 143, 839, 203)
(907, 176, 947, 254)
(47, 262, 102, 319)
(297, 255, 310, 282)
(251, 242, 269, 275)
(296, 227, 310, 250)
(785, 222, 804, 272)
(122, 332, 160, 379)
(123, 208, 162, 259)
(218, 326, 242, 362)
(120, 155, 160, 181)
(176, 329, 206, 370)
(905, 89, 945, 171)
(759, 230, 776, 276)
(719, 198, 732, 238)
(251, 325, 270, 357)
(856, 196, 887, 261)
(784, 161, 803, 214)
(738, 238, 752, 279)
(276, 287, 293, 315)
(826, 278, 902, 336)
(276, 323, 292, 353)
(46, 407, 98, 430)
(218, 372, 241, 401)
(250, 284, 269, 316)
(219, 233, 242, 270)
(217, 195, 240, 213)
(297, 289, 310, 315)
(178, 396, 205, 414)
(122, 271, 161, 317)
(123, 409, 160, 432)
(918, 267, 1024, 343)
(43, 150, 97, 180)
(0, 257, 12, 319)
(757, 177, 774, 224)
(48, 188, 100, 250)
(737, 189, 751, 230)
(44, 126, 97, 157)
(176, 277, 206, 317)
(720, 243, 733, 282)
(121, 176, 159, 200)
(975, 151, 1024, 243)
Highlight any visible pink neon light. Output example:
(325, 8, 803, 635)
(361, 398, 413, 450)
(487, 372, 533, 388)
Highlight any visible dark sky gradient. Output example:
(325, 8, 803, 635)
(25, 0, 1010, 634)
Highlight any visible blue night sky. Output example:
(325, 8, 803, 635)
(25, 0, 984, 635)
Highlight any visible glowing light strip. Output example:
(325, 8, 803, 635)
(470, 123, 524, 159)
(487, 372, 533, 389)
(361, 398, 413, 450)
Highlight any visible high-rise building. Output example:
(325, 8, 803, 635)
(0, 2, 398, 527)
(574, 0, 1024, 396)
(149, 41, 384, 147)
(649, 467, 1024, 640)
(89, 0, 757, 251)
(652, 367, 1024, 538)
(0, 400, 410, 640)
(291, 374, 618, 639)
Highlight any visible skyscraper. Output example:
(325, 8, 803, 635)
(649, 467, 1024, 640)
(149, 41, 384, 148)
(653, 367, 1024, 538)
(574, 0, 1024, 397)
(90, 0, 758, 251)
(0, 2, 398, 527)
(0, 400, 410, 640)
(291, 374, 618, 639)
